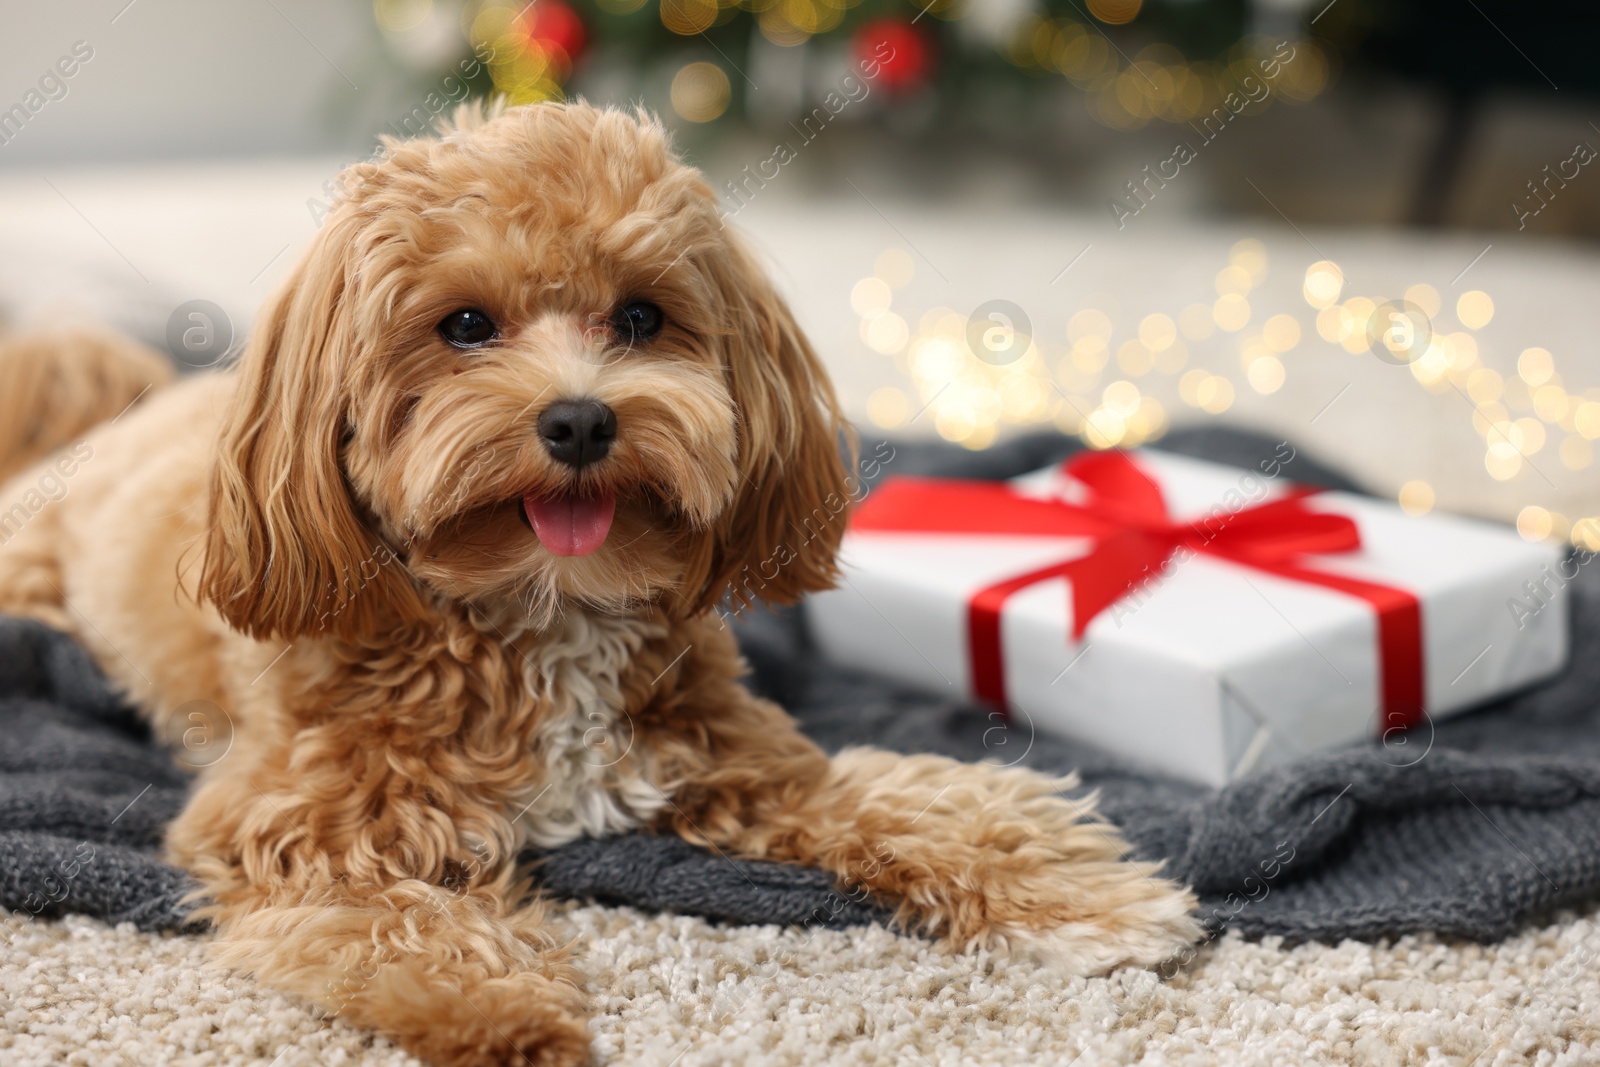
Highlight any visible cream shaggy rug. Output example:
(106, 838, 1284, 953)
(5, 900, 1599, 1067)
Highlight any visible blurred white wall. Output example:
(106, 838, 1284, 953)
(0, 0, 418, 163)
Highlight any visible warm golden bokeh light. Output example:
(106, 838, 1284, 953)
(1262, 314, 1301, 352)
(1516, 505, 1553, 541)
(1398, 481, 1435, 516)
(1457, 290, 1494, 330)
(660, 0, 717, 35)
(1230, 238, 1267, 284)
(1302, 261, 1344, 309)
(669, 61, 731, 122)
(1246, 355, 1284, 394)
(1212, 293, 1250, 332)
(1086, 0, 1143, 27)
(1517, 347, 1554, 386)
(1138, 313, 1177, 351)
(1402, 283, 1441, 319)
(851, 277, 892, 317)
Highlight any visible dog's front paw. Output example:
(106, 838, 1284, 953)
(399, 1000, 590, 1067)
(820, 753, 1204, 977)
(977, 874, 1203, 976)
(922, 787, 1203, 976)
(360, 967, 592, 1067)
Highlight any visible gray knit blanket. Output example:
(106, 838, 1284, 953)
(4, 429, 1599, 945)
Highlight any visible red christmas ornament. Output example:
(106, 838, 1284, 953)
(517, 1, 587, 71)
(851, 17, 933, 93)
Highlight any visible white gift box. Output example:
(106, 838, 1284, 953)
(808, 449, 1571, 786)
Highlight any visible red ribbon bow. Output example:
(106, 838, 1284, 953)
(850, 451, 1424, 729)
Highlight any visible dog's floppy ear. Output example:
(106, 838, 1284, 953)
(198, 212, 425, 641)
(683, 235, 856, 614)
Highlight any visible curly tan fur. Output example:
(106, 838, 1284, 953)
(0, 102, 1200, 1067)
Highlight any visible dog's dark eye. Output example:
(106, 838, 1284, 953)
(611, 300, 664, 344)
(438, 308, 497, 349)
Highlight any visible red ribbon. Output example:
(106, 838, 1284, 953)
(850, 451, 1424, 730)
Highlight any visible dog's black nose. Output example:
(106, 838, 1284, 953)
(538, 399, 617, 470)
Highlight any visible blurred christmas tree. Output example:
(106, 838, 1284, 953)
(370, 0, 1336, 140)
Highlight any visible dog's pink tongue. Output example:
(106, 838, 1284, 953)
(522, 490, 616, 557)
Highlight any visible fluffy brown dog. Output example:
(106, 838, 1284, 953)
(0, 103, 1199, 1066)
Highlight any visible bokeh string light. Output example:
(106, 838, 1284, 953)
(858, 239, 1281, 455)
(1006, 29, 1332, 130)
(858, 236, 1599, 550)
(1296, 260, 1600, 545)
